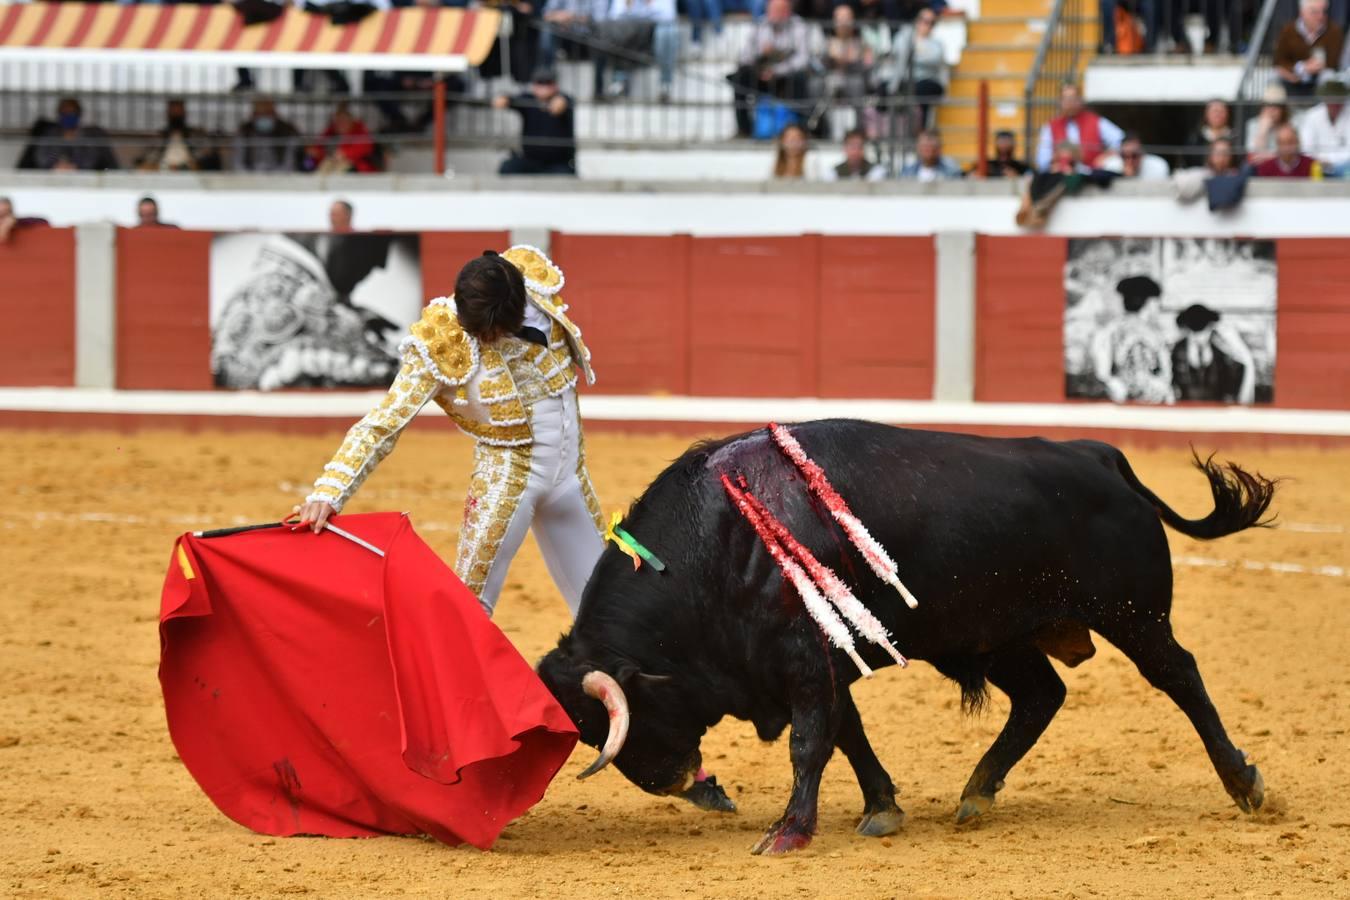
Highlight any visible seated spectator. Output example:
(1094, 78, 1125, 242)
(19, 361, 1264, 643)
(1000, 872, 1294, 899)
(899, 128, 962, 181)
(1194, 138, 1241, 177)
(1098, 0, 1150, 54)
(1245, 84, 1291, 166)
(136, 197, 178, 230)
(685, 0, 723, 56)
(823, 128, 886, 180)
(1298, 79, 1350, 177)
(492, 68, 577, 176)
(303, 103, 380, 175)
(136, 99, 220, 172)
(1035, 82, 1123, 171)
(1099, 133, 1171, 179)
(1274, 0, 1343, 99)
(1187, 99, 1234, 156)
(234, 97, 302, 173)
(727, 0, 812, 139)
(29, 98, 119, 172)
(982, 129, 1029, 177)
(1254, 124, 1321, 177)
(772, 123, 813, 179)
(1048, 140, 1091, 175)
(594, 0, 679, 103)
(537, 0, 608, 70)
(820, 5, 874, 132)
(887, 6, 946, 130)
(362, 71, 452, 134)
(0, 196, 48, 245)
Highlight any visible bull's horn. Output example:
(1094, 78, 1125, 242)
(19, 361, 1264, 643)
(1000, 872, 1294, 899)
(576, 670, 630, 780)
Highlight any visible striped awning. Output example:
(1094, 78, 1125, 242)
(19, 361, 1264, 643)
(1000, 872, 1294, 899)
(0, 3, 501, 71)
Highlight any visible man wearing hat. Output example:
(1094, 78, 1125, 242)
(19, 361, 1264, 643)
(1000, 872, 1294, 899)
(1245, 83, 1293, 167)
(492, 68, 577, 176)
(1298, 79, 1350, 176)
(1089, 275, 1175, 405)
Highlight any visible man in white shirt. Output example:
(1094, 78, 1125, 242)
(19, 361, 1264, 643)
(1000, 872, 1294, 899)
(1034, 83, 1125, 172)
(1298, 78, 1350, 176)
(1098, 133, 1171, 180)
(593, 0, 679, 103)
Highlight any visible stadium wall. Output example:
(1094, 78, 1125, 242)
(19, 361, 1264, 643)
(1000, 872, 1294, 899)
(4, 223, 1348, 411)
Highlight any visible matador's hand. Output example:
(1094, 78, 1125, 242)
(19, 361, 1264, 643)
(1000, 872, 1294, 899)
(291, 500, 336, 533)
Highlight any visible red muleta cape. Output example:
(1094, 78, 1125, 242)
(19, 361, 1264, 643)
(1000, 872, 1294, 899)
(158, 512, 578, 849)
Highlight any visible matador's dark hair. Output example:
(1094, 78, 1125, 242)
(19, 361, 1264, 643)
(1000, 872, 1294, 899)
(454, 250, 528, 343)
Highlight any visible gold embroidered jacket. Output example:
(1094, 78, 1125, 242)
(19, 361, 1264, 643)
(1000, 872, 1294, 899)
(306, 245, 594, 511)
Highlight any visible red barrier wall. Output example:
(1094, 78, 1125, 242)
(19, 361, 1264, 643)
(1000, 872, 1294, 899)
(551, 233, 693, 395)
(420, 231, 511, 299)
(0, 227, 76, 386)
(1273, 239, 1350, 409)
(552, 234, 936, 398)
(973, 235, 1350, 410)
(117, 228, 214, 390)
(974, 234, 1066, 403)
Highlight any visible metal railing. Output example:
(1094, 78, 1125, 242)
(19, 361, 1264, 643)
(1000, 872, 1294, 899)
(1103, 0, 1266, 56)
(2, 14, 976, 174)
(1023, 0, 1087, 165)
(1235, 0, 1290, 104)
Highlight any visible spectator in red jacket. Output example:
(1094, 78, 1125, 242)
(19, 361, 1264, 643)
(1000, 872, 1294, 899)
(304, 104, 380, 175)
(1254, 124, 1322, 178)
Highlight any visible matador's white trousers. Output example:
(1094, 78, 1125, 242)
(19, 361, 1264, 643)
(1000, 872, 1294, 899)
(455, 389, 606, 618)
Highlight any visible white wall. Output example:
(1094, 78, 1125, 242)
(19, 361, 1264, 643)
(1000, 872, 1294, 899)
(5, 175, 1350, 238)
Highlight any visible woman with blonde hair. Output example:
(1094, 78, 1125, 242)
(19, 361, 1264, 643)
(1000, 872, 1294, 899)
(772, 122, 812, 179)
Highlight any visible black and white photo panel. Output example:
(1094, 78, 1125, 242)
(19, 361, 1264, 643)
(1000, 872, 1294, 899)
(209, 232, 422, 390)
(1064, 238, 1276, 405)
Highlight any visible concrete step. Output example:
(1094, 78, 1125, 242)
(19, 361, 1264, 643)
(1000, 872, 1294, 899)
(981, 0, 1054, 16)
(966, 19, 1046, 46)
(956, 46, 1038, 75)
(948, 74, 1028, 99)
(935, 103, 1023, 130)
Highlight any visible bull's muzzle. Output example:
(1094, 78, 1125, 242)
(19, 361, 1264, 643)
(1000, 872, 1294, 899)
(576, 670, 630, 780)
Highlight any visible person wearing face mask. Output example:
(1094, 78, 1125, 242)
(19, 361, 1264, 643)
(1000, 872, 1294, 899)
(28, 97, 119, 172)
(136, 99, 221, 172)
(233, 97, 302, 173)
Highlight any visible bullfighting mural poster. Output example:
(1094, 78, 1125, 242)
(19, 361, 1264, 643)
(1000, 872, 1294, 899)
(210, 232, 423, 390)
(1064, 237, 1277, 405)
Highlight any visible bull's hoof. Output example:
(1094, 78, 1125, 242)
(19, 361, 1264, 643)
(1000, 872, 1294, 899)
(1229, 764, 1265, 814)
(856, 804, 906, 838)
(751, 820, 813, 856)
(680, 776, 737, 814)
(955, 792, 995, 825)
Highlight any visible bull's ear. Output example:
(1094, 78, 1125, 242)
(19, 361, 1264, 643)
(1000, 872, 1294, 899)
(615, 661, 672, 687)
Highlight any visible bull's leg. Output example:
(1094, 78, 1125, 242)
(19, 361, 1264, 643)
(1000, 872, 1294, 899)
(750, 700, 836, 855)
(834, 688, 905, 837)
(1106, 626, 1265, 813)
(956, 646, 1066, 825)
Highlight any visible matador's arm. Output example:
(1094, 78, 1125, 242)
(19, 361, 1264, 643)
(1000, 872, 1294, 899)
(305, 347, 442, 511)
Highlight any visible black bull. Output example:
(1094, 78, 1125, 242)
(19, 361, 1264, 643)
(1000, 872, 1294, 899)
(537, 420, 1277, 855)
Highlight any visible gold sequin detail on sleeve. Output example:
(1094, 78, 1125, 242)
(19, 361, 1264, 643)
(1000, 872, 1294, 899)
(305, 351, 440, 511)
(454, 441, 533, 598)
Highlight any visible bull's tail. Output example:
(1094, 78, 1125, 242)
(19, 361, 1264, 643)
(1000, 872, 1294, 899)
(1114, 449, 1278, 540)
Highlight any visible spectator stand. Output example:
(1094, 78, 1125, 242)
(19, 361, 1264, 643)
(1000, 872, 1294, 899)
(0, 3, 501, 174)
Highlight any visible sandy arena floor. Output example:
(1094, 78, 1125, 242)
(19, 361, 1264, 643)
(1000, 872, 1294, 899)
(1, 426, 1348, 899)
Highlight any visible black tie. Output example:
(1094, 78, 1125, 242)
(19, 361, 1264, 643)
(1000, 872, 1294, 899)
(516, 326, 549, 347)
